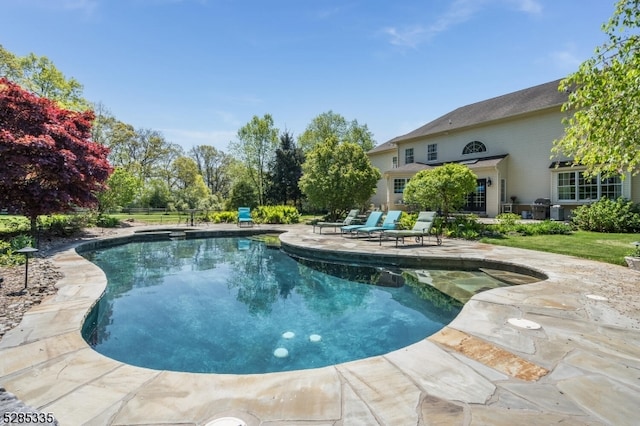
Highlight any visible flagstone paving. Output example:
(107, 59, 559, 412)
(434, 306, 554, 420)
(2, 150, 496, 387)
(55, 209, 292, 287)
(1, 224, 639, 425)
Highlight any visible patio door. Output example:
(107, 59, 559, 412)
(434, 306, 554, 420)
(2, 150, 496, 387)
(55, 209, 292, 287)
(464, 179, 486, 213)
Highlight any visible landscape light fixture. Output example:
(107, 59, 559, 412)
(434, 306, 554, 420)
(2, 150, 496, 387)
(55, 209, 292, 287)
(16, 246, 38, 292)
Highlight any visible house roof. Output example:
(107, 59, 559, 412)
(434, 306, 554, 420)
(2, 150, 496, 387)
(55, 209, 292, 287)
(383, 154, 508, 176)
(368, 140, 397, 154)
(370, 79, 568, 151)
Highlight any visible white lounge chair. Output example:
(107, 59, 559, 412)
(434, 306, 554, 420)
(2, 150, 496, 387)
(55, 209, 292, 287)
(379, 211, 441, 246)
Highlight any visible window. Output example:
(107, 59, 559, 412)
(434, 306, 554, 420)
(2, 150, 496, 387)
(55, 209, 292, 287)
(462, 140, 487, 155)
(392, 156, 398, 168)
(393, 178, 408, 194)
(557, 171, 622, 202)
(427, 144, 437, 161)
(601, 175, 623, 199)
(405, 148, 414, 164)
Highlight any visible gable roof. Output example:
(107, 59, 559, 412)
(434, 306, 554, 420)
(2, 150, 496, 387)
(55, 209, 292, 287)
(375, 79, 568, 149)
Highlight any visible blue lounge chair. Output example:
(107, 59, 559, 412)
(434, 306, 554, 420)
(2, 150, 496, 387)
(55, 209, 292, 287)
(313, 209, 360, 234)
(379, 211, 441, 246)
(237, 207, 254, 227)
(341, 211, 383, 236)
(353, 210, 402, 238)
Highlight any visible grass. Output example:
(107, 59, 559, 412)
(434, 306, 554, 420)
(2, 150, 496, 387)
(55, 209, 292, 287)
(108, 212, 192, 226)
(480, 230, 639, 266)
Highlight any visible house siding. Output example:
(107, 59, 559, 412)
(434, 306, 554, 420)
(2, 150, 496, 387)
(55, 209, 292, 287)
(367, 81, 638, 217)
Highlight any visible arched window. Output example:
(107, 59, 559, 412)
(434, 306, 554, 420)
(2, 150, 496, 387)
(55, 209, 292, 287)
(463, 140, 486, 155)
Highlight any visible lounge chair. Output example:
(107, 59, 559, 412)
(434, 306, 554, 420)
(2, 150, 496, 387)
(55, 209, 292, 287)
(341, 211, 383, 236)
(353, 210, 403, 238)
(313, 209, 360, 234)
(379, 211, 441, 246)
(237, 207, 254, 227)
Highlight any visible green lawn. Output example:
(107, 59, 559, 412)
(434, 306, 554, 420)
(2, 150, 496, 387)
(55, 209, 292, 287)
(108, 212, 191, 226)
(480, 231, 639, 266)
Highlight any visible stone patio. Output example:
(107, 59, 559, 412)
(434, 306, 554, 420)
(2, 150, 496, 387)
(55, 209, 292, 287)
(1, 224, 639, 425)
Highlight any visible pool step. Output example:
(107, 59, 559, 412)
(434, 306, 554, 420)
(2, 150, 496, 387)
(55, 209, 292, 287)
(403, 268, 537, 304)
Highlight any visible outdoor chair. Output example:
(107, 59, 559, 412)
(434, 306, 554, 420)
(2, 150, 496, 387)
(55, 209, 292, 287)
(313, 209, 360, 234)
(379, 211, 442, 246)
(237, 207, 254, 227)
(353, 210, 403, 238)
(341, 211, 383, 236)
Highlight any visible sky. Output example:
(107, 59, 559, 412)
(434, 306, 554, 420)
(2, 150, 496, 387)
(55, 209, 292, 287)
(1, 0, 615, 153)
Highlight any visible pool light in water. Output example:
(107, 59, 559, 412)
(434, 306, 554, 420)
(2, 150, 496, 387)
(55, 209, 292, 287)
(282, 331, 295, 339)
(309, 334, 322, 342)
(274, 347, 289, 358)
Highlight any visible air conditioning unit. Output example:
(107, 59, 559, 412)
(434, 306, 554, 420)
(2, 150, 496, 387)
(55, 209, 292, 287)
(550, 205, 564, 221)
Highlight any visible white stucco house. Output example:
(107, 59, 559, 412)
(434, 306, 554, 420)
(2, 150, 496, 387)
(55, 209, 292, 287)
(367, 79, 640, 218)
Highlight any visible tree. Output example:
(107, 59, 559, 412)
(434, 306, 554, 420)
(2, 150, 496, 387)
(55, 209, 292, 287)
(553, 0, 640, 177)
(0, 78, 113, 234)
(265, 131, 305, 206)
(0, 45, 89, 111)
(171, 156, 200, 190)
(175, 174, 212, 210)
(299, 137, 381, 220)
(403, 163, 477, 218)
(226, 179, 259, 210)
(190, 144, 233, 198)
(97, 167, 141, 212)
(107, 125, 180, 182)
(140, 179, 171, 209)
(231, 114, 279, 205)
(298, 111, 375, 153)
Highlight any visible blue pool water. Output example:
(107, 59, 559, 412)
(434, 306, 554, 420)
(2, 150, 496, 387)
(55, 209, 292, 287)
(81, 237, 462, 374)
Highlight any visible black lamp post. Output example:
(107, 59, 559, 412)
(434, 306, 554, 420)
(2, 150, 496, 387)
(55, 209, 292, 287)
(16, 246, 38, 292)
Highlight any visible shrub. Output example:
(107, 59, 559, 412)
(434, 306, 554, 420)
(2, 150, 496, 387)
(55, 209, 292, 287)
(10, 234, 34, 250)
(513, 221, 573, 236)
(571, 197, 640, 233)
(397, 212, 418, 230)
(0, 234, 34, 266)
(0, 216, 30, 234)
(442, 214, 484, 239)
(202, 211, 237, 224)
(254, 206, 300, 224)
(0, 240, 21, 266)
(96, 215, 120, 228)
(38, 214, 89, 236)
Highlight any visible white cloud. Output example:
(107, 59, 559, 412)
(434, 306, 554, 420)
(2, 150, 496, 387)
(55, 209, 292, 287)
(382, 0, 485, 48)
(507, 0, 543, 15)
(427, 0, 485, 35)
(550, 47, 583, 72)
(382, 26, 425, 49)
(382, 0, 542, 48)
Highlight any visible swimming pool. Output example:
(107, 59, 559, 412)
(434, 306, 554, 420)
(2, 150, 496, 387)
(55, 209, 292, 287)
(81, 237, 474, 374)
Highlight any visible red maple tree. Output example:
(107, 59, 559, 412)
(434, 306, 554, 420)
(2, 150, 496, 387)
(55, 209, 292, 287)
(0, 77, 113, 234)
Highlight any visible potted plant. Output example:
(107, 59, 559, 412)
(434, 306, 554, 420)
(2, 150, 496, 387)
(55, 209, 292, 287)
(624, 242, 640, 271)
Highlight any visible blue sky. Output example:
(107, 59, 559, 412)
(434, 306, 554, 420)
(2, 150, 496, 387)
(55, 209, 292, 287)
(2, 0, 614, 152)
